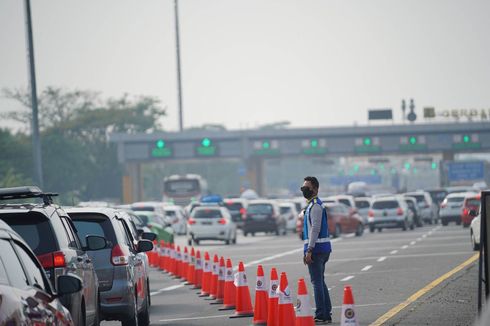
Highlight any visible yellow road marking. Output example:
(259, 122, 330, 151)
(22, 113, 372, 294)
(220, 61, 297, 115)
(369, 253, 479, 326)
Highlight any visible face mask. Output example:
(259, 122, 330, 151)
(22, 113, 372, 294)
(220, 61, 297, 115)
(301, 186, 314, 199)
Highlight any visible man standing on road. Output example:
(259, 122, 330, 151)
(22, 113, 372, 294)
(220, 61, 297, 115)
(302, 176, 332, 324)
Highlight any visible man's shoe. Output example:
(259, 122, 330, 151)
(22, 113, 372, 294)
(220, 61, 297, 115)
(314, 317, 332, 324)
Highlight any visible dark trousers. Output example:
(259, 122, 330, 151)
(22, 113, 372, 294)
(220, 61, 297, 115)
(307, 252, 332, 320)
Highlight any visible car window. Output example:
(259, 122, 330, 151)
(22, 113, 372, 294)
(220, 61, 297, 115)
(132, 206, 156, 212)
(447, 197, 465, 203)
(0, 213, 57, 255)
(466, 199, 481, 207)
(247, 204, 273, 215)
(0, 239, 29, 288)
(193, 209, 223, 219)
(13, 241, 49, 292)
(165, 210, 177, 218)
(117, 220, 134, 248)
(60, 217, 79, 249)
(71, 214, 117, 247)
(280, 207, 292, 214)
(405, 200, 416, 209)
(372, 200, 399, 209)
(355, 200, 370, 209)
(411, 195, 426, 203)
(224, 203, 243, 211)
(338, 199, 351, 207)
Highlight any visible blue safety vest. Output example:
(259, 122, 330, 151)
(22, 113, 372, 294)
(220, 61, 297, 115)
(303, 197, 332, 254)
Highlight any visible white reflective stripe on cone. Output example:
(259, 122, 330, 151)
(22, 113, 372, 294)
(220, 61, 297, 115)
(340, 304, 358, 326)
(269, 280, 279, 298)
(255, 276, 266, 291)
(195, 259, 202, 270)
(278, 286, 292, 305)
(225, 267, 233, 282)
(234, 272, 247, 287)
(295, 294, 313, 317)
(218, 266, 225, 281)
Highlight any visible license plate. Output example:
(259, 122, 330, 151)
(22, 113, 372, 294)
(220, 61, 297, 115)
(201, 221, 212, 225)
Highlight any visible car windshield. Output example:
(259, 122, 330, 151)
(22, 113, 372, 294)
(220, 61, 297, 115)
(70, 214, 117, 247)
(338, 199, 351, 207)
(372, 200, 399, 209)
(165, 210, 177, 217)
(410, 195, 426, 203)
(248, 204, 273, 215)
(355, 200, 370, 209)
(280, 207, 292, 214)
(224, 202, 243, 211)
(466, 199, 481, 207)
(132, 206, 156, 212)
(447, 197, 465, 203)
(193, 209, 222, 219)
(0, 212, 57, 255)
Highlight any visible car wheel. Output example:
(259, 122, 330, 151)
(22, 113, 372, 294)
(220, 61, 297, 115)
(378, 227, 383, 232)
(194, 239, 200, 245)
(355, 224, 363, 237)
(333, 224, 341, 238)
(147, 279, 151, 307)
(122, 294, 139, 326)
(244, 231, 248, 237)
(187, 239, 192, 246)
(427, 218, 433, 225)
(138, 291, 150, 326)
(442, 220, 448, 226)
(410, 220, 415, 230)
(471, 231, 480, 251)
(225, 238, 231, 245)
(252, 232, 256, 237)
(456, 220, 462, 226)
(402, 220, 407, 231)
(369, 225, 375, 233)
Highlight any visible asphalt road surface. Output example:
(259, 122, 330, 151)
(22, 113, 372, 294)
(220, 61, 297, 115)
(103, 224, 478, 325)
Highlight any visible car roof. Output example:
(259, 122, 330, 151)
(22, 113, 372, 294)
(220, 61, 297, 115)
(248, 200, 277, 205)
(354, 197, 371, 201)
(192, 206, 223, 211)
(372, 196, 401, 201)
(446, 192, 476, 198)
(0, 203, 57, 217)
(65, 206, 119, 217)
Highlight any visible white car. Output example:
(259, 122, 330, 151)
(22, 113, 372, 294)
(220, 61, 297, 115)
(470, 213, 480, 251)
(354, 197, 372, 224)
(163, 205, 187, 235)
(404, 191, 438, 224)
(439, 192, 476, 226)
(187, 206, 237, 245)
(325, 195, 356, 210)
(279, 202, 299, 232)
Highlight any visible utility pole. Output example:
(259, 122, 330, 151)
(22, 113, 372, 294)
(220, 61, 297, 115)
(174, 0, 184, 132)
(24, 0, 43, 187)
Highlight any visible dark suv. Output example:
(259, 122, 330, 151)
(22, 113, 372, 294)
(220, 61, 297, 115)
(0, 186, 105, 326)
(243, 200, 287, 236)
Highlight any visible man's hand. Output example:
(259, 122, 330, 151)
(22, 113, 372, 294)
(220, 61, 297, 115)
(304, 251, 313, 265)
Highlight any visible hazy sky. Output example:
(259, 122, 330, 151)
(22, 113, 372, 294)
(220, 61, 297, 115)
(1, 0, 489, 131)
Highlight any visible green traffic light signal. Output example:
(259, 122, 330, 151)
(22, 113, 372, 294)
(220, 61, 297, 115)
(353, 164, 360, 172)
(409, 136, 417, 145)
(363, 137, 372, 146)
(156, 140, 165, 149)
(201, 138, 212, 147)
(462, 135, 470, 143)
(262, 141, 270, 149)
(311, 139, 319, 148)
(404, 162, 411, 170)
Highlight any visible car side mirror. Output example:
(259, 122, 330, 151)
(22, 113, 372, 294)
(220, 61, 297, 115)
(469, 209, 478, 217)
(141, 232, 157, 241)
(56, 275, 82, 296)
(136, 239, 153, 253)
(85, 235, 107, 251)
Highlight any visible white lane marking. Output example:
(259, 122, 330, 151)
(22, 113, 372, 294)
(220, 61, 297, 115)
(417, 238, 422, 241)
(361, 265, 372, 271)
(422, 234, 427, 238)
(242, 238, 341, 269)
(390, 250, 398, 255)
(344, 233, 355, 238)
(401, 245, 409, 249)
(150, 284, 185, 296)
(341, 275, 355, 282)
(410, 241, 416, 245)
(158, 302, 400, 322)
(377, 257, 387, 262)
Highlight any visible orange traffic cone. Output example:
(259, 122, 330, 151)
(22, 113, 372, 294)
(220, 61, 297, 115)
(295, 278, 314, 326)
(209, 254, 219, 299)
(277, 272, 295, 326)
(174, 246, 182, 279)
(341, 285, 358, 326)
(181, 247, 189, 281)
(150, 240, 158, 266)
(159, 240, 165, 270)
(214, 256, 226, 303)
(219, 258, 236, 310)
(229, 261, 254, 318)
(187, 247, 196, 285)
(199, 252, 211, 296)
(193, 250, 202, 289)
(253, 265, 268, 325)
(267, 268, 279, 326)
(165, 242, 172, 273)
(169, 243, 176, 275)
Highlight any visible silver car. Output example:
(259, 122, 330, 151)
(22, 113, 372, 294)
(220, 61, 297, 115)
(404, 191, 437, 224)
(368, 196, 415, 232)
(187, 206, 237, 245)
(67, 207, 153, 326)
(354, 197, 372, 224)
(439, 192, 476, 226)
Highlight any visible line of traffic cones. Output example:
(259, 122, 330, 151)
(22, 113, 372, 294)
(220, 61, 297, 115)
(154, 244, 359, 325)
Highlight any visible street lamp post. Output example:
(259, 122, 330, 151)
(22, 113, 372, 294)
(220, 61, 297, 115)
(174, 0, 184, 132)
(24, 0, 43, 187)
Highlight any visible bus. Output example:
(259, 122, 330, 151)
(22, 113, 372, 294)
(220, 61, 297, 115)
(162, 174, 208, 206)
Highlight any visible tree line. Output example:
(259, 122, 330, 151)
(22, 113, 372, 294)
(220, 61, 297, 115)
(0, 87, 166, 204)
